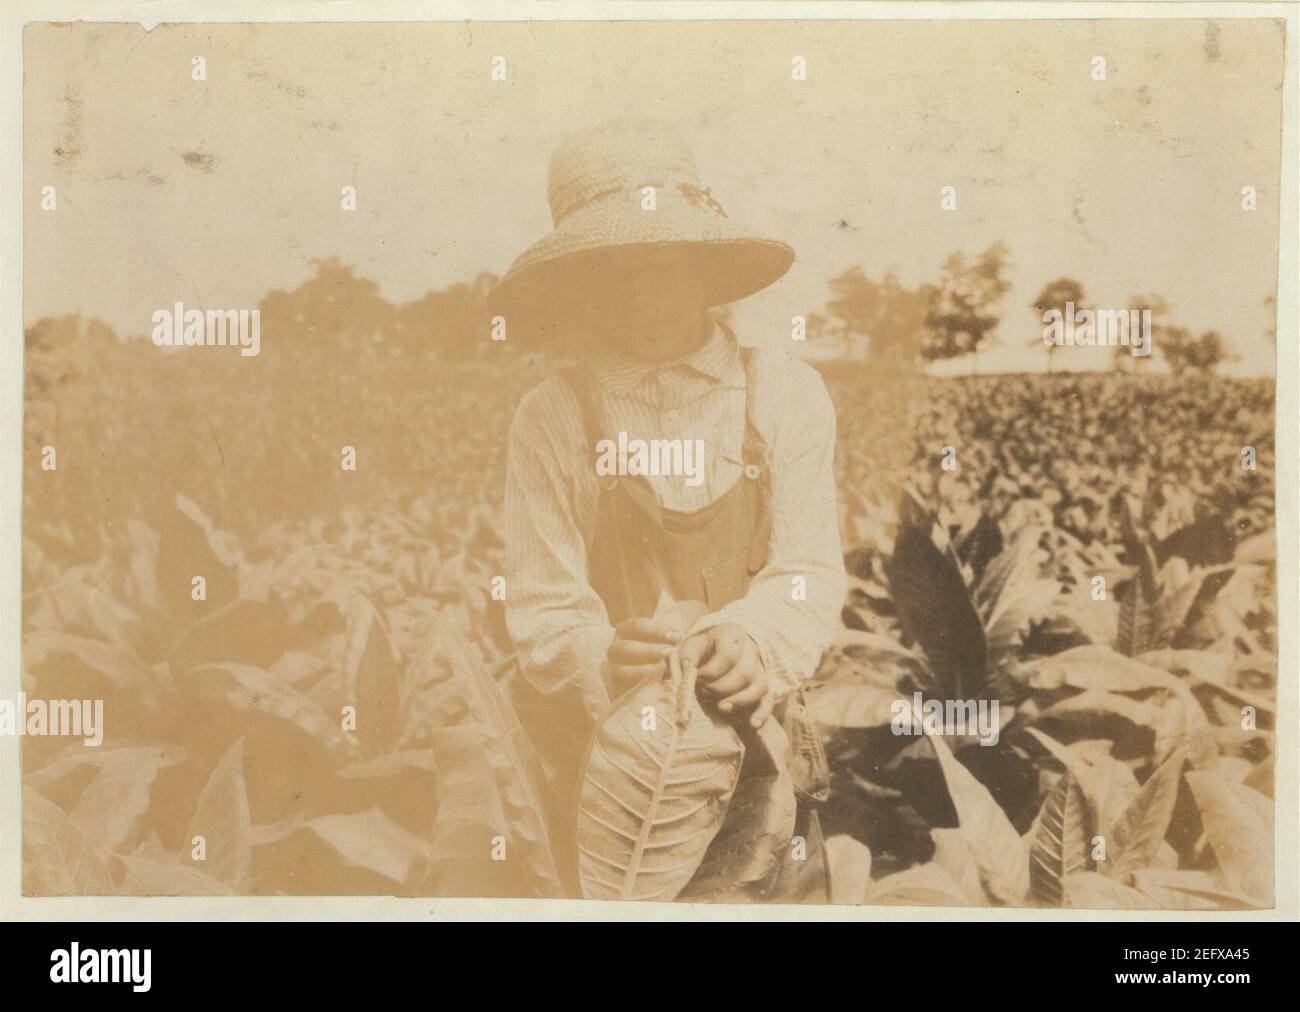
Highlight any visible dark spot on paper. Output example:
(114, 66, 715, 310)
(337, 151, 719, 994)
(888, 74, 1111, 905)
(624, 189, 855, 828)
(54, 87, 83, 166)
(181, 150, 216, 172)
(1204, 22, 1221, 62)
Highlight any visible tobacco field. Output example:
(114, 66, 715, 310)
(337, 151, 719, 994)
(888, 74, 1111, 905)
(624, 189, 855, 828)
(22, 311, 1277, 907)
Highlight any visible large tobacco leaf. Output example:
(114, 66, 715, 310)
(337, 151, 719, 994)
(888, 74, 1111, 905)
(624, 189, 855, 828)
(152, 493, 243, 626)
(250, 807, 432, 890)
(404, 612, 564, 898)
(930, 828, 989, 903)
(24, 631, 165, 701)
(1029, 772, 1090, 905)
(763, 807, 831, 903)
(1022, 644, 1193, 696)
(23, 789, 117, 895)
(824, 835, 874, 905)
(807, 629, 917, 730)
(973, 524, 1044, 620)
(1155, 513, 1234, 568)
(179, 662, 357, 759)
(25, 745, 190, 855)
(805, 676, 902, 731)
(1105, 748, 1187, 882)
(167, 596, 290, 674)
(186, 738, 253, 892)
(1115, 540, 1160, 656)
(1184, 771, 1272, 904)
(1037, 690, 1161, 732)
(422, 725, 552, 897)
(1025, 728, 1138, 840)
(1064, 870, 1152, 909)
(983, 578, 1060, 656)
(866, 862, 976, 906)
(885, 492, 988, 697)
(25, 565, 146, 655)
(680, 716, 796, 900)
(975, 525, 1055, 656)
(118, 855, 235, 896)
(298, 808, 431, 886)
(929, 733, 1029, 904)
(338, 597, 403, 757)
(955, 511, 1004, 583)
(577, 652, 743, 901)
(1129, 869, 1266, 910)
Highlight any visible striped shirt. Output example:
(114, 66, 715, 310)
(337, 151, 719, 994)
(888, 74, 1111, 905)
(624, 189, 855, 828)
(505, 319, 846, 720)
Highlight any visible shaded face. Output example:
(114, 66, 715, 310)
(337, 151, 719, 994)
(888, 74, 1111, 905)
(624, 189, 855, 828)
(575, 248, 709, 362)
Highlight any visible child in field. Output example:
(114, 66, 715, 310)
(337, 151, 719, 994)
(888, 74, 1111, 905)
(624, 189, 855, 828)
(494, 117, 846, 890)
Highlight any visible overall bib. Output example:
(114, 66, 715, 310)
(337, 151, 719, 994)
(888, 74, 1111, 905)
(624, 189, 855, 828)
(572, 347, 772, 625)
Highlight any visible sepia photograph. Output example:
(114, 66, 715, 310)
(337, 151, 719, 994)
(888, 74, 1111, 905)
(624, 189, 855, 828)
(7, 5, 1294, 924)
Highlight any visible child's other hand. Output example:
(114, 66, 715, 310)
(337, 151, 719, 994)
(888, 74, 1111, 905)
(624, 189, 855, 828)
(608, 618, 678, 689)
(679, 624, 774, 728)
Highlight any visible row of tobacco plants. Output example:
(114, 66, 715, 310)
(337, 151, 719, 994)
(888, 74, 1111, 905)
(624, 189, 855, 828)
(23, 324, 1275, 905)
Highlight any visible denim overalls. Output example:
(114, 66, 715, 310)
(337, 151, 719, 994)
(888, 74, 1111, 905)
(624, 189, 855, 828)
(510, 344, 828, 900)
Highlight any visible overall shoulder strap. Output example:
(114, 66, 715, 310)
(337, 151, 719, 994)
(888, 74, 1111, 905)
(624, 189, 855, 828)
(560, 363, 605, 451)
(738, 345, 768, 464)
(736, 344, 773, 573)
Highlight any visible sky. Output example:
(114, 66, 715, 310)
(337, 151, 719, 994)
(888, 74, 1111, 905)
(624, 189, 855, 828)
(23, 17, 1286, 375)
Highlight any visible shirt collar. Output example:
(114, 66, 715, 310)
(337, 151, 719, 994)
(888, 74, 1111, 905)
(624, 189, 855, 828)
(585, 318, 742, 395)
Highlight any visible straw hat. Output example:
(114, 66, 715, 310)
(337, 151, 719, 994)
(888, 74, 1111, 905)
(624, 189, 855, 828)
(493, 117, 794, 330)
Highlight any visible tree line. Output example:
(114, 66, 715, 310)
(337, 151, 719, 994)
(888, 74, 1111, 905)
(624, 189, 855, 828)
(26, 253, 1274, 377)
(804, 242, 1273, 376)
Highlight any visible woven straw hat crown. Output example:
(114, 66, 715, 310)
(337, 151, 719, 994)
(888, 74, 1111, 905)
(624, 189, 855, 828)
(494, 116, 794, 320)
(546, 118, 702, 226)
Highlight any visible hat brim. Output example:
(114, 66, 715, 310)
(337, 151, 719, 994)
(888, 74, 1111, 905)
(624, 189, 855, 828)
(491, 189, 794, 343)
(495, 236, 792, 310)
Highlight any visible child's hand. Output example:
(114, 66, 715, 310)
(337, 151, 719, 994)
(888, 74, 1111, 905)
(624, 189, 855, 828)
(679, 624, 774, 728)
(608, 618, 679, 689)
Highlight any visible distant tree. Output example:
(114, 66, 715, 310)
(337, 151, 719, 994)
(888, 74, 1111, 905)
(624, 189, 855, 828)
(825, 266, 881, 360)
(1161, 326, 1194, 375)
(1031, 277, 1086, 374)
(874, 276, 933, 365)
(1191, 330, 1230, 374)
(923, 241, 1011, 368)
(1122, 293, 1170, 372)
(820, 267, 931, 366)
(258, 258, 396, 356)
(393, 271, 499, 359)
(1163, 327, 1231, 376)
(24, 313, 116, 352)
(26, 314, 73, 353)
(801, 310, 840, 355)
(25, 314, 118, 393)
(257, 259, 502, 361)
